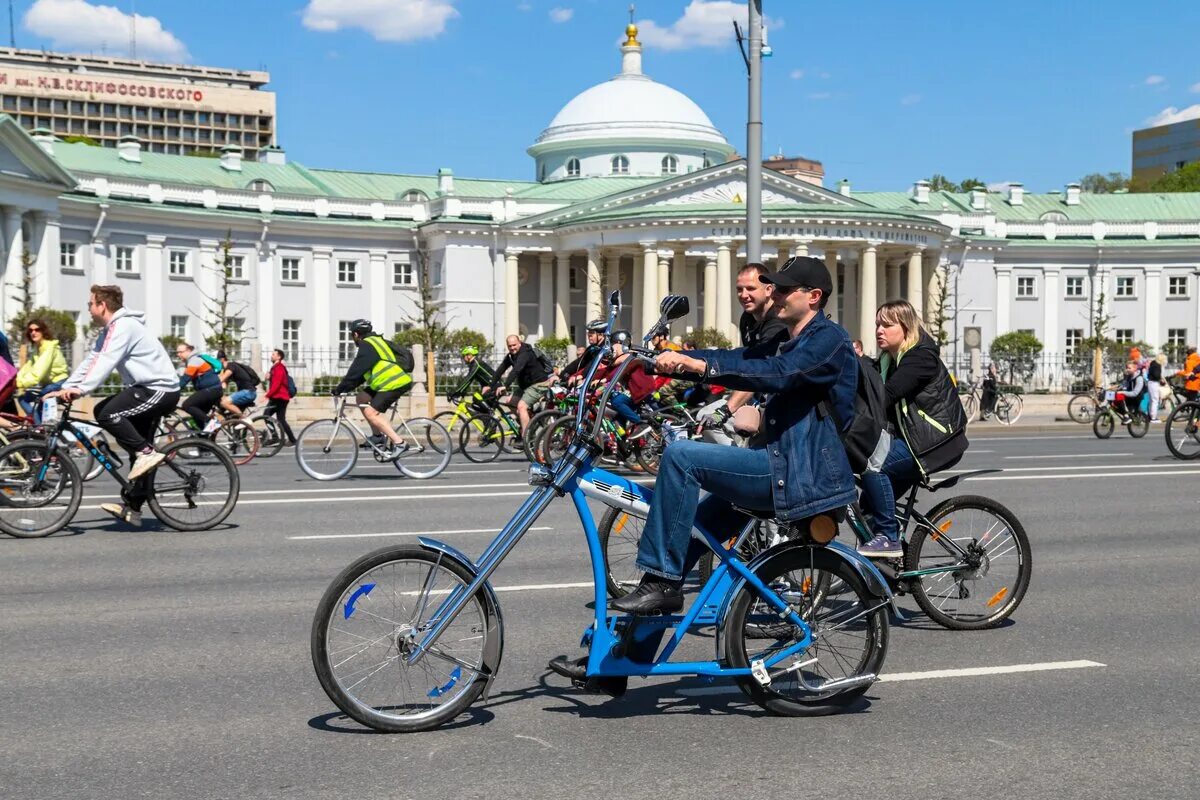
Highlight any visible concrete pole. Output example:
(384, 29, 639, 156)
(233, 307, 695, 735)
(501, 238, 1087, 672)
(703, 256, 717, 330)
(504, 251, 520, 336)
(824, 247, 839, 323)
(716, 241, 733, 338)
(641, 243, 659, 334)
(585, 247, 602, 324)
(745, 0, 763, 263)
(554, 252, 570, 337)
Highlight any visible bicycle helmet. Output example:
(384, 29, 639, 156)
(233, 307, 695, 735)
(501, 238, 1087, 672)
(610, 330, 632, 347)
(585, 319, 607, 333)
(349, 319, 373, 336)
(460, 345, 479, 356)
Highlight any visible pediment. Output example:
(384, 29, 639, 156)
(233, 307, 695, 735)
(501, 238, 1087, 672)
(0, 116, 77, 189)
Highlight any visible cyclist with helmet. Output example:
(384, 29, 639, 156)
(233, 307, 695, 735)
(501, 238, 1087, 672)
(560, 319, 608, 387)
(447, 345, 497, 398)
(332, 319, 413, 461)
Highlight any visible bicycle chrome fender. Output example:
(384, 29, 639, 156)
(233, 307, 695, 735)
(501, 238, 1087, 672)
(414, 536, 506, 700)
(576, 468, 651, 517)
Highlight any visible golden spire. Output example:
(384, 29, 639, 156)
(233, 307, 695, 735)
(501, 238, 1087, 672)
(625, 4, 639, 46)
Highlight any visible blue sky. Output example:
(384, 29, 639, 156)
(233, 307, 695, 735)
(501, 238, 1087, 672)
(17, 0, 1200, 191)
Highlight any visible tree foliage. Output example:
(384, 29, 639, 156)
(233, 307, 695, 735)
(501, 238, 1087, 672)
(7, 306, 80, 345)
(926, 175, 988, 193)
(989, 331, 1043, 384)
(535, 335, 573, 363)
(392, 326, 489, 353)
(1078, 172, 1129, 193)
(685, 328, 733, 349)
(1146, 162, 1200, 192)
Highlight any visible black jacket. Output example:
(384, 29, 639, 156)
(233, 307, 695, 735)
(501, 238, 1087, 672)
(877, 331, 968, 476)
(493, 343, 551, 391)
(739, 309, 790, 352)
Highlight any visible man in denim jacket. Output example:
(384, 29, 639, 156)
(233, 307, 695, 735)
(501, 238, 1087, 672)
(613, 256, 858, 614)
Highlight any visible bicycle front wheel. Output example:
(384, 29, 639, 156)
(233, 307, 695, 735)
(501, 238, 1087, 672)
(1067, 393, 1096, 424)
(147, 438, 240, 531)
(458, 413, 503, 464)
(961, 393, 979, 423)
(296, 419, 359, 480)
(432, 411, 466, 452)
(907, 494, 1032, 630)
(0, 440, 83, 538)
(394, 418, 452, 479)
(250, 415, 285, 458)
(311, 545, 495, 733)
(214, 418, 260, 465)
(1093, 410, 1115, 439)
(1164, 402, 1200, 460)
(724, 544, 888, 716)
(994, 393, 1023, 426)
(1127, 411, 1150, 438)
(523, 409, 563, 464)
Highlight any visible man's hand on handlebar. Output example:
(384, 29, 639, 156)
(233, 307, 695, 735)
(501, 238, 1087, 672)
(654, 351, 705, 376)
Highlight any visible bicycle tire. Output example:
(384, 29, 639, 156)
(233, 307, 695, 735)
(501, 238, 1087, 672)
(961, 394, 979, 423)
(0, 440, 83, 538)
(995, 393, 1023, 426)
(597, 506, 644, 598)
(523, 409, 563, 464)
(394, 417, 452, 479)
(1093, 410, 1115, 439)
(1164, 401, 1200, 460)
(310, 545, 495, 733)
(432, 411, 466, 452)
(7, 428, 102, 482)
(458, 413, 503, 464)
(1127, 411, 1150, 438)
(296, 419, 359, 480)
(214, 418, 260, 465)
(541, 416, 578, 464)
(906, 494, 1032, 630)
(249, 414, 285, 458)
(1067, 393, 1096, 424)
(724, 544, 888, 715)
(147, 437, 240, 531)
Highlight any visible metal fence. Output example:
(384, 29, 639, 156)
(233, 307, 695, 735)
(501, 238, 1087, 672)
(946, 351, 1185, 392)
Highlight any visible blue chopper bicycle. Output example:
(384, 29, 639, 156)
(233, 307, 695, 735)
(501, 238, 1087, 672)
(310, 293, 892, 733)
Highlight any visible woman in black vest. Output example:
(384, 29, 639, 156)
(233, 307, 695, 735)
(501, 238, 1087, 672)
(859, 300, 968, 559)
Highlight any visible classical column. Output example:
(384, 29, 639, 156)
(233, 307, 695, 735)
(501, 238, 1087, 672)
(143, 235, 166, 338)
(995, 265, 1012, 336)
(369, 249, 387, 334)
(310, 247, 332, 349)
(716, 240, 733, 338)
(537, 253, 553, 339)
(886, 259, 902, 302)
(2, 208, 24, 323)
(906, 249, 924, 318)
(924, 251, 942, 327)
(554, 251, 571, 337)
(258, 244, 276, 353)
(842, 248, 858, 334)
(585, 247, 602, 323)
(1043, 266, 1061, 355)
(605, 251, 621, 306)
(703, 256, 717, 329)
(1144, 265, 1162, 351)
(673, 246, 695, 332)
(859, 245, 878, 354)
(876, 255, 888, 308)
(657, 249, 670, 298)
(824, 247, 839, 323)
(33, 212, 59, 309)
(504, 251, 520, 336)
(641, 243, 659, 333)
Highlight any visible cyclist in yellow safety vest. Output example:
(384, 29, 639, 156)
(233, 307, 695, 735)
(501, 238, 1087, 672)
(332, 319, 414, 461)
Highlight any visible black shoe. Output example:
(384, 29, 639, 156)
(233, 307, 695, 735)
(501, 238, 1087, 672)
(610, 576, 684, 615)
(547, 654, 627, 698)
(548, 654, 587, 680)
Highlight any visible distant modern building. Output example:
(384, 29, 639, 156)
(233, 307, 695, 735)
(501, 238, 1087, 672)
(0, 47, 275, 158)
(1133, 117, 1200, 185)
(763, 153, 824, 186)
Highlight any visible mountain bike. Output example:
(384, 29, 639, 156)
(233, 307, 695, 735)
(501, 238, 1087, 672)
(1092, 390, 1150, 439)
(310, 293, 890, 732)
(452, 392, 527, 464)
(161, 407, 260, 465)
(1164, 399, 1200, 460)
(0, 399, 239, 538)
(295, 394, 452, 480)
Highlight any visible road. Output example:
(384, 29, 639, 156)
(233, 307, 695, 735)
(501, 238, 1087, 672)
(2, 428, 1198, 800)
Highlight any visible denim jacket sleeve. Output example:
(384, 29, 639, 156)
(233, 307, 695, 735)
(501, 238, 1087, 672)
(696, 320, 849, 395)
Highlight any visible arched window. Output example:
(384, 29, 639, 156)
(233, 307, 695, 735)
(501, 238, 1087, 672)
(401, 189, 429, 203)
(611, 155, 629, 175)
(1039, 211, 1067, 222)
(566, 157, 581, 178)
(661, 155, 678, 175)
(247, 179, 274, 192)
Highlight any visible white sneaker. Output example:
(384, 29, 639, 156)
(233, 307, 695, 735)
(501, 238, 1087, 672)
(100, 503, 142, 526)
(128, 450, 166, 481)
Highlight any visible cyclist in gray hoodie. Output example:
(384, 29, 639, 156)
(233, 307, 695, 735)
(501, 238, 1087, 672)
(48, 284, 180, 526)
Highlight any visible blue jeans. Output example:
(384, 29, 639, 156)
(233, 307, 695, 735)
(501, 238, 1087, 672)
(18, 381, 63, 424)
(635, 438, 775, 581)
(609, 392, 643, 427)
(858, 438, 923, 542)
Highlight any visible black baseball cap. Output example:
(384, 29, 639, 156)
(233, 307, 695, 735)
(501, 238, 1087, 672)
(760, 256, 833, 303)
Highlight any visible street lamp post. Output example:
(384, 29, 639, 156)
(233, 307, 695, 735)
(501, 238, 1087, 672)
(745, 0, 763, 264)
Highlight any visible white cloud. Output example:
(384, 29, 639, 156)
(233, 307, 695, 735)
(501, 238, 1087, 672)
(1190, 82, 1200, 93)
(806, 92, 831, 101)
(637, 1, 781, 51)
(789, 68, 804, 80)
(1144, 104, 1200, 127)
(900, 93, 921, 106)
(987, 181, 1019, 193)
(549, 7, 573, 23)
(23, 0, 188, 61)
(302, 0, 459, 43)
(1144, 74, 1165, 86)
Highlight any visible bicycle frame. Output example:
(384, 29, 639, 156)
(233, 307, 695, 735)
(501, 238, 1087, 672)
(41, 414, 130, 488)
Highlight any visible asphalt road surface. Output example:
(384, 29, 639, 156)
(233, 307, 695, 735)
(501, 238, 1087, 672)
(2, 428, 1198, 800)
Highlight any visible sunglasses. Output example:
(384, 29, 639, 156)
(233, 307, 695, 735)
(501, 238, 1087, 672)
(27, 326, 40, 333)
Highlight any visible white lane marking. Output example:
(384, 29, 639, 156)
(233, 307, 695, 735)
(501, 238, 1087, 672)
(971, 469, 1200, 482)
(239, 482, 525, 496)
(878, 660, 1106, 683)
(290, 526, 553, 540)
(969, 435, 1092, 441)
(948, 462, 1189, 474)
(78, 490, 534, 511)
(1003, 453, 1132, 460)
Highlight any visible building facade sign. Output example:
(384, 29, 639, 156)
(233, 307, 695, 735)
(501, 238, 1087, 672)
(0, 71, 205, 103)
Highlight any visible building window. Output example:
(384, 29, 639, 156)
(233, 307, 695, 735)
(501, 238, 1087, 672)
(1115, 276, 1135, 298)
(170, 315, 188, 340)
(337, 260, 359, 284)
(280, 256, 301, 282)
(59, 242, 78, 270)
(611, 155, 629, 175)
(114, 246, 136, 273)
(168, 251, 189, 277)
(569, 267, 578, 291)
(566, 158, 580, 178)
(1065, 329, 1084, 355)
(337, 321, 357, 361)
(661, 155, 678, 175)
(1168, 276, 1189, 297)
(394, 322, 413, 335)
(226, 254, 245, 280)
(1065, 276, 1084, 298)
(392, 261, 414, 287)
(226, 317, 245, 342)
(1168, 328, 1187, 351)
(1015, 276, 1036, 298)
(1114, 328, 1135, 344)
(247, 179, 274, 192)
(401, 190, 428, 203)
(282, 320, 301, 359)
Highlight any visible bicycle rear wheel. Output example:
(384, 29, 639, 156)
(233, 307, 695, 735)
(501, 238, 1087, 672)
(598, 507, 645, 598)
(961, 393, 979, 423)
(458, 413, 503, 464)
(250, 415, 285, 458)
(296, 419, 359, 480)
(994, 393, 1023, 426)
(906, 494, 1031, 630)
(1164, 402, 1200, 460)
(394, 417, 452, 479)
(432, 411, 465, 453)
(724, 544, 888, 715)
(147, 438, 240, 531)
(311, 545, 495, 733)
(214, 418, 260, 465)
(1067, 393, 1096, 424)
(523, 409, 562, 464)
(541, 416, 578, 464)
(0, 440, 82, 538)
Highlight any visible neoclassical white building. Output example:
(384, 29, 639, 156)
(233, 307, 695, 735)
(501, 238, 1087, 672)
(1, 23, 1198, 383)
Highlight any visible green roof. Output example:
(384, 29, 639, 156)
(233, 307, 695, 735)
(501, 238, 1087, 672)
(548, 202, 943, 227)
(511, 176, 663, 201)
(65, 193, 416, 228)
(857, 189, 1200, 221)
(304, 167, 534, 200)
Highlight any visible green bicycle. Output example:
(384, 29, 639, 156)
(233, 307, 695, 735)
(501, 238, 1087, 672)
(437, 391, 525, 463)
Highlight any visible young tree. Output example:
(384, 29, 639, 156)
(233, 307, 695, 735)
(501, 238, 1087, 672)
(926, 266, 952, 349)
(402, 234, 441, 413)
(1079, 172, 1129, 194)
(196, 232, 252, 355)
(1081, 287, 1115, 386)
(989, 331, 1043, 385)
(926, 174, 957, 192)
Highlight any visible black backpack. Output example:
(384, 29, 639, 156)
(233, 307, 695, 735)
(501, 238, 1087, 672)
(390, 342, 416, 373)
(824, 355, 890, 474)
(232, 361, 260, 386)
(531, 346, 555, 376)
